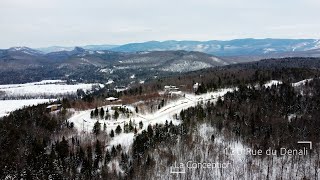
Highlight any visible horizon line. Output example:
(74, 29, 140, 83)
(2, 37, 320, 49)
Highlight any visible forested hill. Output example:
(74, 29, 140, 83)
(224, 57, 320, 69)
(143, 57, 320, 93)
(0, 47, 229, 84)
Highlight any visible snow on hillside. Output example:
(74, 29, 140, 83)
(0, 80, 104, 97)
(263, 80, 282, 88)
(0, 80, 65, 89)
(291, 78, 313, 87)
(9, 47, 42, 55)
(210, 57, 228, 65)
(161, 60, 212, 72)
(67, 80, 319, 178)
(96, 51, 105, 54)
(0, 99, 55, 117)
(106, 79, 114, 84)
(108, 133, 135, 152)
(67, 88, 236, 150)
(263, 79, 315, 88)
(254, 79, 314, 89)
(263, 48, 276, 53)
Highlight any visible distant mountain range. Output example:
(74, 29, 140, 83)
(36, 38, 320, 56)
(0, 46, 228, 71)
(1, 38, 320, 84)
(37, 45, 119, 53)
(0, 46, 229, 84)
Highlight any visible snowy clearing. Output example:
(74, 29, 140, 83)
(0, 99, 56, 117)
(0, 80, 104, 97)
(68, 88, 236, 149)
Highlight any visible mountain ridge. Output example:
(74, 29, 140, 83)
(31, 38, 320, 56)
(0, 47, 228, 84)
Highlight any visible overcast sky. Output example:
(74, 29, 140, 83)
(1, 0, 320, 48)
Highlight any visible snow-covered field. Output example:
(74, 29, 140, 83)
(0, 99, 55, 117)
(0, 80, 104, 97)
(0, 80, 105, 118)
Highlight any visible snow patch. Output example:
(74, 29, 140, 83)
(96, 51, 105, 54)
(0, 80, 104, 97)
(161, 61, 212, 72)
(263, 48, 276, 53)
(106, 79, 114, 85)
(292, 78, 313, 87)
(108, 133, 135, 152)
(0, 99, 55, 117)
(263, 80, 282, 88)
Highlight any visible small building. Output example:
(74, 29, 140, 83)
(164, 85, 181, 95)
(164, 85, 179, 92)
(115, 86, 127, 92)
(193, 83, 200, 91)
(46, 104, 62, 112)
(106, 97, 119, 102)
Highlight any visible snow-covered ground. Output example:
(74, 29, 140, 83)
(0, 80, 65, 89)
(68, 79, 315, 152)
(106, 79, 114, 85)
(67, 80, 320, 178)
(291, 78, 313, 87)
(0, 79, 105, 117)
(263, 80, 282, 88)
(68, 88, 236, 150)
(161, 60, 212, 72)
(0, 80, 104, 97)
(0, 99, 56, 117)
(257, 79, 314, 88)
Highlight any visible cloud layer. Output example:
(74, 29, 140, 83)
(0, 0, 319, 48)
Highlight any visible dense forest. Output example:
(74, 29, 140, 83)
(142, 57, 320, 93)
(128, 80, 320, 179)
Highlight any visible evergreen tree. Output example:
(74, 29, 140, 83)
(129, 119, 134, 132)
(114, 110, 119, 120)
(111, 146, 117, 157)
(161, 99, 165, 108)
(139, 121, 143, 129)
(94, 107, 99, 117)
(94, 140, 102, 169)
(57, 136, 69, 160)
(100, 107, 105, 119)
(110, 129, 115, 138)
(211, 134, 215, 142)
(105, 150, 111, 165)
(90, 110, 94, 118)
(93, 121, 101, 136)
(146, 154, 154, 167)
(147, 124, 153, 137)
(134, 126, 138, 134)
(115, 125, 122, 135)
